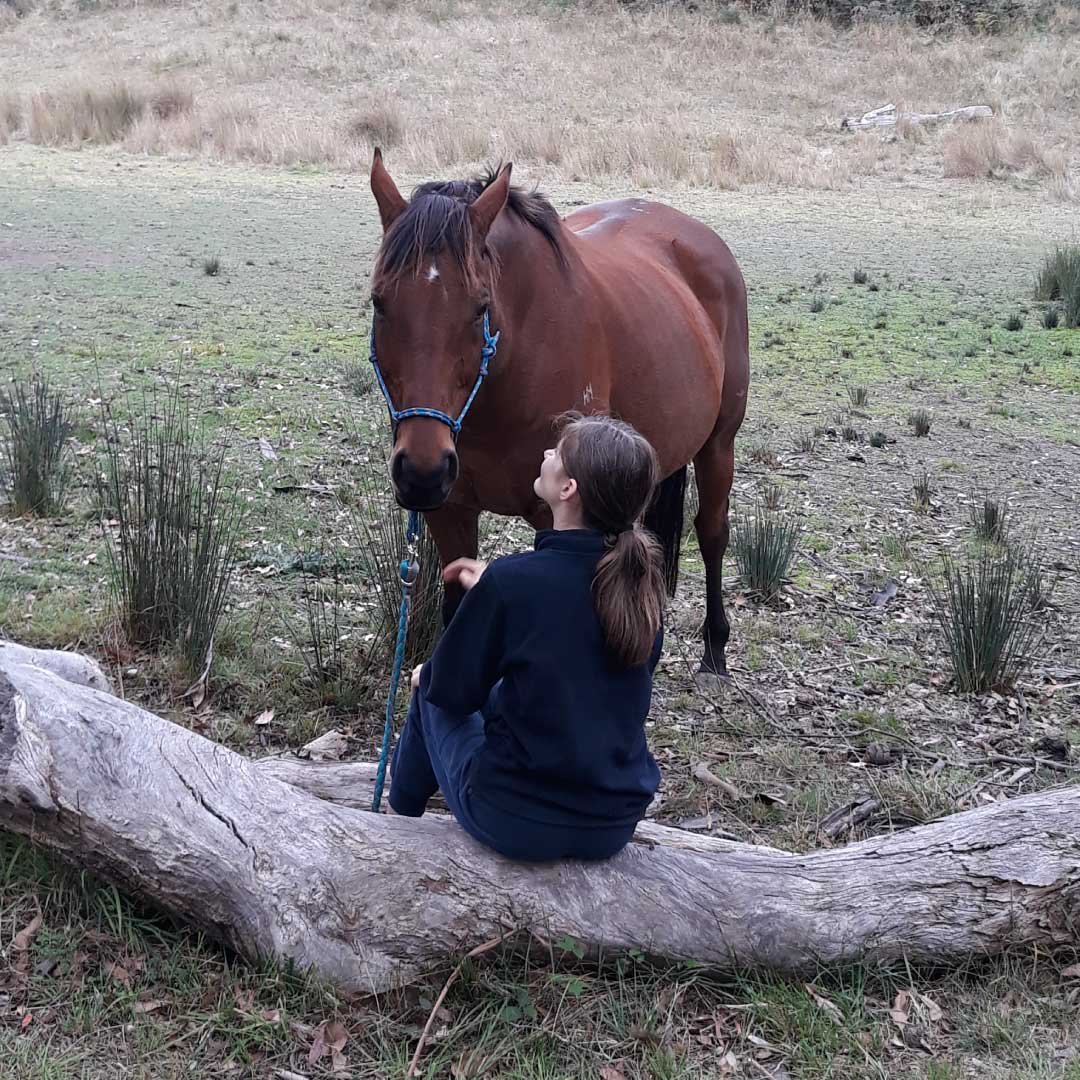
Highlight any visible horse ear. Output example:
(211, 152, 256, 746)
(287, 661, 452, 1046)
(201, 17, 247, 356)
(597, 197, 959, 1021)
(370, 148, 407, 231)
(469, 162, 512, 243)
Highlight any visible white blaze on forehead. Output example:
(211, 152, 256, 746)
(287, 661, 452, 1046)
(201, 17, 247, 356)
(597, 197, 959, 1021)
(583, 382, 594, 407)
(427, 263, 440, 282)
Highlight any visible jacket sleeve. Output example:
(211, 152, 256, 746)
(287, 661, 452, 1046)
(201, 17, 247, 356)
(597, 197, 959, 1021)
(422, 570, 507, 714)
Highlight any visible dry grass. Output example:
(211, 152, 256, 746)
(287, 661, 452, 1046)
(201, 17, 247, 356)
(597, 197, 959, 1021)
(24, 78, 193, 146)
(943, 117, 1069, 180)
(344, 100, 405, 150)
(0, 90, 21, 144)
(0, 1, 1077, 193)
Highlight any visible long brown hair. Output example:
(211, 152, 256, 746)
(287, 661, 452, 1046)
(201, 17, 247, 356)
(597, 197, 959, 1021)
(557, 415, 665, 668)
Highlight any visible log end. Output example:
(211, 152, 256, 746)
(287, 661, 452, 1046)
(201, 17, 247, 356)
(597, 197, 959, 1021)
(0, 672, 59, 813)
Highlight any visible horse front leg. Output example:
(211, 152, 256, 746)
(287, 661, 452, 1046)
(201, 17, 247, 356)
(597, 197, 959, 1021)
(422, 501, 480, 626)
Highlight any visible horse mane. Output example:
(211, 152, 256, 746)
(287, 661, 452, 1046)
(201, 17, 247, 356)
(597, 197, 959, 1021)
(372, 165, 564, 293)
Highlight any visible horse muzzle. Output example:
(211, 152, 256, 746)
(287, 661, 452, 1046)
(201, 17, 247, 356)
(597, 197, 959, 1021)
(390, 448, 459, 511)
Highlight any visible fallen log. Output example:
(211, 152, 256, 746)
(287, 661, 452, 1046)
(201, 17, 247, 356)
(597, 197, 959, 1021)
(841, 103, 993, 131)
(2, 644, 1079, 995)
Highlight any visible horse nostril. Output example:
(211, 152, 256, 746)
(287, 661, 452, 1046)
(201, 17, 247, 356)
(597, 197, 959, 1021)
(443, 450, 459, 486)
(390, 451, 407, 488)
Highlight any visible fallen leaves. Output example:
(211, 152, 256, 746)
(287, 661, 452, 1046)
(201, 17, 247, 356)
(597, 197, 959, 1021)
(308, 1019, 349, 1076)
(13, 914, 43, 983)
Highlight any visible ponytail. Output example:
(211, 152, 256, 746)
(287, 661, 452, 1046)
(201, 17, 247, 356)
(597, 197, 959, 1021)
(557, 414, 666, 668)
(592, 525, 666, 668)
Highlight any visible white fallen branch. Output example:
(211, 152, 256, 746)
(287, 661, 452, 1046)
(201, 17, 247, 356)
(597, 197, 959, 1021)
(841, 103, 993, 131)
(2, 643, 1079, 995)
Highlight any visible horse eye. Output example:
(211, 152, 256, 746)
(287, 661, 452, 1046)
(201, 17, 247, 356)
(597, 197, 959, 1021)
(371, 296, 385, 316)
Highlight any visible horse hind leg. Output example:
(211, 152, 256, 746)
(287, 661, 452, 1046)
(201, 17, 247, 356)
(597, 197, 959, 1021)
(692, 424, 737, 684)
(643, 466, 688, 597)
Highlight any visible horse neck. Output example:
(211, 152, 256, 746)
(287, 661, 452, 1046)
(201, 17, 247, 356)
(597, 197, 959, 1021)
(490, 212, 577, 330)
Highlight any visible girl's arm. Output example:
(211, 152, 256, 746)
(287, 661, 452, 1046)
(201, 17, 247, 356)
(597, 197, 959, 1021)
(420, 571, 507, 714)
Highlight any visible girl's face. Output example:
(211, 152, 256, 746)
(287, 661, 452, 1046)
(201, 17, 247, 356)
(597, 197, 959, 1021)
(533, 442, 574, 509)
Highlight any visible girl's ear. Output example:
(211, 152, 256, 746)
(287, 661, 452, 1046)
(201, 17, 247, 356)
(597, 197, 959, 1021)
(560, 476, 578, 503)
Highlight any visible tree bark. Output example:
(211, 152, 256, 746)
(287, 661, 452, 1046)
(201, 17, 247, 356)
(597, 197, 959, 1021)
(1, 645, 1078, 995)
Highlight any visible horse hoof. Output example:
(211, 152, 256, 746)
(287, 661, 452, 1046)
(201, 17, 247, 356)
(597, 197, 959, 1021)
(694, 668, 733, 694)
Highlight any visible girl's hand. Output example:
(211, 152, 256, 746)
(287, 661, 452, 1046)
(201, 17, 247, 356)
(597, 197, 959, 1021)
(410, 663, 424, 690)
(443, 558, 488, 591)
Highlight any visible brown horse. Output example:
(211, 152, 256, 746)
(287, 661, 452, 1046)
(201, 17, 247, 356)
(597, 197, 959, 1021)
(368, 151, 749, 679)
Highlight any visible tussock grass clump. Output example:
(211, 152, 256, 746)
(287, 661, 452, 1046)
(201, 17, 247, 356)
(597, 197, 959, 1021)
(746, 439, 780, 468)
(347, 458, 443, 671)
(202, 254, 222, 277)
(732, 502, 800, 602)
(969, 490, 1009, 542)
(928, 543, 1046, 694)
(342, 358, 376, 398)
(760, 480, 783, 511)
(912, 469, 933, 512)
(345, 102, 405, 149)
(794, 429, 816, 454)
(98, 384, 243, 681)
(0, 375, 74, 516)
(1034, 245, 1080, 328)
(277, 558, 382, 713)
(847, 385, 869, 407)
(1004, 312, 1024, 331)
(908, 408, 932, 436)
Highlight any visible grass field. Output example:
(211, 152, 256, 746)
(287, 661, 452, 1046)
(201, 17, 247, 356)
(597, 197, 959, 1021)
(2, 2, 1080, 1077)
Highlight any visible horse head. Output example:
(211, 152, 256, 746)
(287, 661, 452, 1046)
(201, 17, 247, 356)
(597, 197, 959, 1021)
(368, 150, 511, 511)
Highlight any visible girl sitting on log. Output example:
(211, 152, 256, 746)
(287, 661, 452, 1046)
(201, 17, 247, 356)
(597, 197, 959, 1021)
(389, 414, 665, 861)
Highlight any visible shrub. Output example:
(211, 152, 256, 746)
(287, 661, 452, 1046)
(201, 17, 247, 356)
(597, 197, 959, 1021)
(0, 375, 74, 516)
(928, 544, 1046, 694)
(732, 502, 799, 602)
(98, 384, 243, 681)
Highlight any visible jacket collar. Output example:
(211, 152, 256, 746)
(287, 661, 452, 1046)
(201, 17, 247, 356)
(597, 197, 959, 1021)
(534, 528, 606, 554)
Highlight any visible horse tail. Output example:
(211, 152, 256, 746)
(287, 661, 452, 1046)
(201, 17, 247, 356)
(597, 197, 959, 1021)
(643, 465, 687, 597)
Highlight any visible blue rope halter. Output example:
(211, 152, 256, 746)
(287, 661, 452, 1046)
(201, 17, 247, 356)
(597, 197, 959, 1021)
(368, 309, 502, 437)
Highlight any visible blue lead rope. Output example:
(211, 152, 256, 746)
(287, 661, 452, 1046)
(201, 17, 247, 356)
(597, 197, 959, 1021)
(371, 509, 422, 813)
